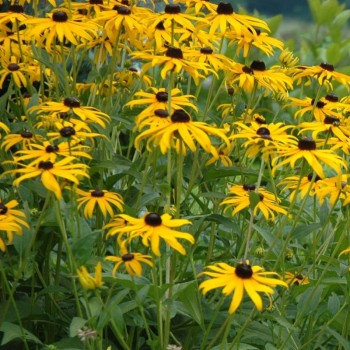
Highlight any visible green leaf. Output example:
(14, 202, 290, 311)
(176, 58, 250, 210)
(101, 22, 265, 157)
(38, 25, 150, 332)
(0, 322, 42, 346)
(248, 191, 260, 211)
(69, 317, 87, 337)
(326, 43, 341, 65)
(203, 167, 258, 182)
(326, 328, 350, 350)
(266, 15, 283, 34)
(327, 293, 340, 316)
(71, 232, 97, 265)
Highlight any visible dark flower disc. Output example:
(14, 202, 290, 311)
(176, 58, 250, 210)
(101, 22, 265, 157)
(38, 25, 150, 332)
(307, 173, 321, 182)
(155, 91, 168, 102)
(164, 4, 181, 14)
(235, 263, 253, 279)
(9, 4, 24, 13)
(8, 63, 20, 71)
(242, 66, 253, 74)
(52, 11, 69, 22)
(256, 127, 271, 139)
(171, 109, 190, 123)
(64, 97, 81, 108)
(21, 130, 33, 138)
(113, 5, 131, 15)
(154, 109, 169, 118)
(38, 161, 54, 170)
(320, 63, 334, 72)
(45, 145, 59, 153)
(323, 116, 340, 125)
(0, 203, 8, 215)
(60, 126, 76, 137)
(310, 99, 326, 108)
(243, 184, 256, 191)
(251, 60, 266, 71)
(91, 190, 105, 197)
(200, 47, 213, 55)
(298, 138, 316, 150)
(166, 47, 183, 59)
(145, 213, 162, 226)
(217, 2, 234, 15)
(325, 93, 339, 102)
(122, 253, 135, 262)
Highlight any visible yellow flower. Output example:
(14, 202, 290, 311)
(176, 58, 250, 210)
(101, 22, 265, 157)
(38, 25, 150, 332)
(77, 262, 103, 290)
(199, 261, 288, 314)
(135, 109, 230, 155)
(0, 217, 23, 252)
(339, 247, 350, 257)
(284, 272, 310, 286)
(1, 130, 42, 152)
(76, 188, 124, 219)
(272, 138, 347, 178)
(220, 184, 287, 221)
(104, 212, 194, 256)
(8, 157, 90, 200)
(24, 9, 100, 52)
(205, 145, 233, 167)
(105, 243, 153, 277)
(0, 199, 29, 230)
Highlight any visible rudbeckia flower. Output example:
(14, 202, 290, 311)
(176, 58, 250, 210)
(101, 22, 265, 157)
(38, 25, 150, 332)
(0, 217, 24, 252)
(77, 262, 103, 290)
(284, 272, 309, 286)
(272, 138, 347, 178)
(205, 145, 233, 167)
(76, 188, 124, 219)
(0, 199, 29, 230)
(220, 184, 287, 221)
(199, 261, 288, 314)
(30, 97, 110, 128)
(175, 0, 218, 14)
(0, 4, 31, 26)
(105, 242, 153, 277)
(203, 2, 270, 36)
(24, 9, 100, 52)
(291, 63, 350, 90)
(104, 212, 194, 256)
(135, 109, 230, 155)
(1, 130, 42, 151)
(7, 157, 90, 200)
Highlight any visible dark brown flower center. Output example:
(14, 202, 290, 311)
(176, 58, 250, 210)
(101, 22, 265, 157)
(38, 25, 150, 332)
(227, 87, 234, 95)
(298, 138, 316, 150)
(295, 274, 304, 280)
(324, 116, 340, 125)
(311, 99, 326, 108)
(8, 63, 19, 71)
(254, 115, 266, 124)
(21, 130, 33, 138)
(259, 193, 264, 201)
(164, 4, 181, 14)
(45, 144, 59, 153)
(155, 91, 168, 102)
(243, 184, 256, 191)
(256, 127, 271, 139)
(144, 212, 162, 226)
(154, 109, 169, 118)
(251, 60, 266, 71)
(171, 109, 190, 123)
(113, 5, 131, 15)
(307, 173, 321, 182)
(156, 21, 165, 30)
(60, 126, 76, 137)
(320, 63, 334, 72)
(217, 2, 234, 15)
(38, 161, 54, 170)
(122, 253, 135, 262)
(235, 263, 253, 279)
(325, 93, 338, 102)
(89, 0, 103, 4)
(91, 190, 105, 197)
(64, 97, 81, 108)
(242, 66, 253, 74)
(166, 47, 183, 59)
(200, 47, 213, 55)
(9, 4, 24, 13)
(0, 203, 8, 215)
(52, 10, 69, 22)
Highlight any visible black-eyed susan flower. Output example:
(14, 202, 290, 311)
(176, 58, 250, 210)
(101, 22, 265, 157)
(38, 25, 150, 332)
(104, 212, 194, 256)
(199, 261, 288, 314)
(13, 141, 92, 166)
(135, 109, 171, 131)
(135, 109, 230, 155)
(1, 130, 42, 152)
(284, 272, 310, 286)
(176, 0, 218, 14)
(77, 262, 103, 290)
(30, 97, 110, 128)
(0, 4, 31, 27)
(291, 63, 350, 90)
(0, 199, 29, 230)
(0, 217, 24, 252)
(279, 49, 299, 68)
(7, 157, 90, 200)
(131, 47, 211, 85)
(76, 188, 124, 219)
(220, 184, 287, 221)
(203, 2, 269, 36)
(272, 138, 347, 178)
(105, 242, 153, 277)
(24, 9, 100, 52)
(278, 173, 322, 202)
(205, 145, 233, 167)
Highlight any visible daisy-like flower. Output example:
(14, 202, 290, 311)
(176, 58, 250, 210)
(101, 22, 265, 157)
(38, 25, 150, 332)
(131, 46, 211, 85)
(205, 145, 233, 167)
(227, 28, 284, 58)
(230, 121, 297, 159)
(199, 261, 288, 314)
(226, 60, 293, 96)
(203, 2, 270, 36)
(105, 243, 153, 277)
(77, 262, 103, 290)
(1, 130, 42, 152)
(175, 0, 218, 14)
(143, 20, 175, 51)
(279, 173, 322, 202)
(288, 96, 342, 122)
(7, 157, 90, 200)
(272, 138, 347, 178)
(291, 63, 350, 90)
(135, 109, 171, 131)
(103, 212, 194, 256)
(24, 9, 100, 52)
(135, 109, 230, 155)
(279, 49, 299, 68)
(0, 217, 23, 252)
(284, 272, 310, 286)
(30, 97, 110, 128)
(0, 199, 29, 230)
(0, 4, 31, 27)
(13, 141, 92, 166)
(126, 87, 197, 122)
(75, 188, 124, 219)
(220, 184, 287, 221)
